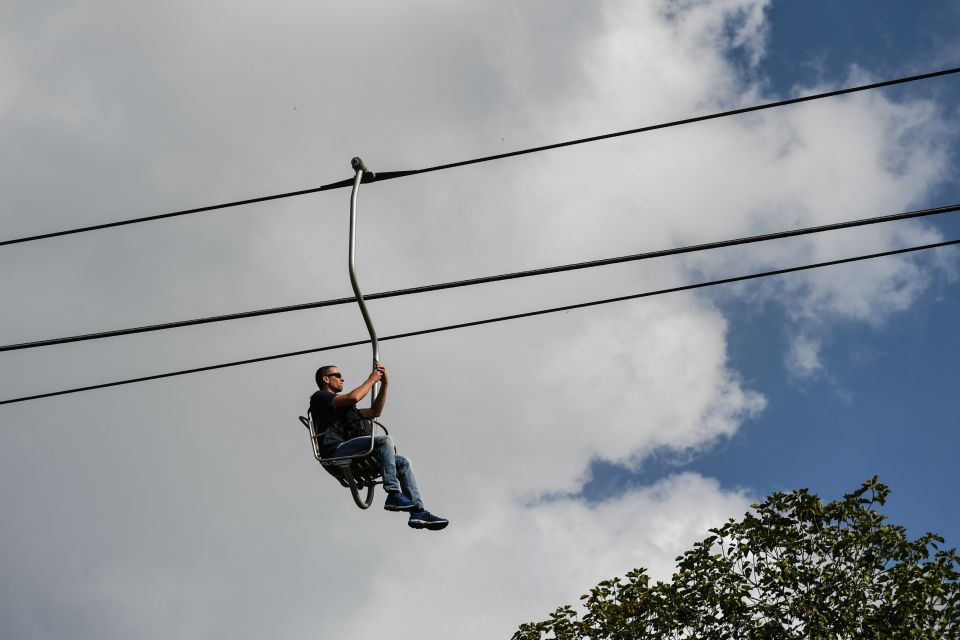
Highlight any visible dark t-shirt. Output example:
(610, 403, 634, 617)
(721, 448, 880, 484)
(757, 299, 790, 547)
(309, 390, 371, 456)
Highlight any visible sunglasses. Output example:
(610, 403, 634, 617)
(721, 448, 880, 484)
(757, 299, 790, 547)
(325, 372, 343, 379)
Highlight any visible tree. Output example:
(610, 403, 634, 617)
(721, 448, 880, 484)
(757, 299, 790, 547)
(514, 478, 959, 640)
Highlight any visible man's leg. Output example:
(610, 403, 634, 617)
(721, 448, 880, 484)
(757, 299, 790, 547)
(395, 455, 424, 511)
(373, 435, 402, 494)
(395, 454, 449, 531)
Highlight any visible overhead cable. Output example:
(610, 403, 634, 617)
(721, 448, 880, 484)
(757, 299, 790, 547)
(3, 201, 958, 353)
(1, 238, 956, 407)
(2, 65, 958, 249)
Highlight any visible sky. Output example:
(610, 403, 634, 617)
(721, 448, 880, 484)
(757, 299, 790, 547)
(1, 1, 958, 638)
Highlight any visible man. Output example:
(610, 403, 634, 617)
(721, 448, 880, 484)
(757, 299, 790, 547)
(310, 363, 449, 531)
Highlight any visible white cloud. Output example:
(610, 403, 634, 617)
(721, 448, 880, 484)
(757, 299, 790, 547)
(785, 333, 823, 379)
(329, 473, 752, 640)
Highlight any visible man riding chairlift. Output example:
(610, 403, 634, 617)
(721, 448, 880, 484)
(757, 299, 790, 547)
(311, 362, 449, 531)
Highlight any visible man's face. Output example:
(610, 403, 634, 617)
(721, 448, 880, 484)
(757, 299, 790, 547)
(324, 368, 345, 392)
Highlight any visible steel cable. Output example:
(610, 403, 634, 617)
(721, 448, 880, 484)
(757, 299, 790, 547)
(3, 201, 957, 353)
(3, 66, 958, 248)
(1, 238, 956, 406)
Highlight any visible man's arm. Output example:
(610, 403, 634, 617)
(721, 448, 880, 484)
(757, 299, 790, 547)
(330, 365, 383, 409)
(360, 364, 388, 418)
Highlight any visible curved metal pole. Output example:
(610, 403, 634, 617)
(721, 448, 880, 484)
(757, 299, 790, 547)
(344, 468, 376, 509)
(348, 157, 380, 409)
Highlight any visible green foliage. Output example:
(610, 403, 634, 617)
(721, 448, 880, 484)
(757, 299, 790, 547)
(514, 478, 960, 639)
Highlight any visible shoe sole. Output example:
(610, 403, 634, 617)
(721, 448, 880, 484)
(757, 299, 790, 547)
(384, 503, 418, 512)
(409, 519, 449, 531)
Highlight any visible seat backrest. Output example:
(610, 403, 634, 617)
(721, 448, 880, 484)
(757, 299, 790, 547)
(299, 413, 324, 462)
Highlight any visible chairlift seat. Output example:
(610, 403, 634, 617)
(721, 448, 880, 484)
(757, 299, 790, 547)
(298, 412, 389, 509)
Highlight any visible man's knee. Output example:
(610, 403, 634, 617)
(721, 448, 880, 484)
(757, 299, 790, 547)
(395, 454, 411, 469)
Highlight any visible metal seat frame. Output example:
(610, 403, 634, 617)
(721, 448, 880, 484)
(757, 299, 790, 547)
(299, 412, 389, 509)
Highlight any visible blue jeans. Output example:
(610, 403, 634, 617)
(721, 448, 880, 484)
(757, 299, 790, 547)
(333, 435, 423, 510)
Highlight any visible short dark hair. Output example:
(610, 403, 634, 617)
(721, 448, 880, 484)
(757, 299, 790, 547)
(316, 365, 338, 388)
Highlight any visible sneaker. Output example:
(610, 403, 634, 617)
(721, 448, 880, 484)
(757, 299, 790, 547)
(384, 492, 418, 512)
(408, 510, 450, 531)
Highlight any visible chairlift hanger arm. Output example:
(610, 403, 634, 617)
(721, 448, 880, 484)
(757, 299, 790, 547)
(347, 156, 381, 409)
